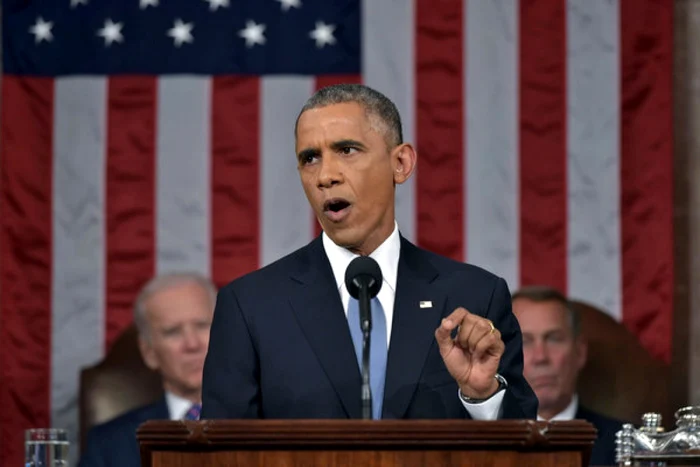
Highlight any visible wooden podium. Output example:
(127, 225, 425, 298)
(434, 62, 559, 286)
(137, 419, 597, 467)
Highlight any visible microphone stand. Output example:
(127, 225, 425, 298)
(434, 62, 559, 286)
(357, 279, 373, 420)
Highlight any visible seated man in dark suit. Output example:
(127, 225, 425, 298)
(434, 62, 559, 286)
(512, 286, 624, 466)
(78, 272, 216, 467)
(202, 83, 537, 421)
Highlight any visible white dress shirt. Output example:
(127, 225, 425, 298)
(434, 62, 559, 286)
(321, 221, 504, 420)
(537, 394, 579, 421)
(165, 391, 199, 420)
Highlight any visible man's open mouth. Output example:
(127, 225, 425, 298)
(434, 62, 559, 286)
(324, 198, 351, 212)
(323, 198, 352, 221)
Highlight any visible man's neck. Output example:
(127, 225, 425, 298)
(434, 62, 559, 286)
(342, 218, 396, 257)
(537, 394, 578, 421)
(164, 385, 201, 404)
(323, 220, 400, 299)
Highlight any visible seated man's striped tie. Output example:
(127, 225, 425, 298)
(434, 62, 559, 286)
(184, 403, 201, 421)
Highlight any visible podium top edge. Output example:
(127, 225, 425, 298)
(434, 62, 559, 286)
(136, 419, 597, 448)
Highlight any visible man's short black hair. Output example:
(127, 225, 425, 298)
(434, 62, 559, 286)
(295, 83, 403, 149)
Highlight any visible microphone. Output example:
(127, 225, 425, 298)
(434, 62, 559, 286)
(344, 256, 383, 420)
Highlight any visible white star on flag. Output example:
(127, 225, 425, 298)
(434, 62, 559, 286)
(29, 17, 54, 44)
(70, 0, 89, 7)
(309, 21, 336, 48)
(140, 0, 159, 9)
(238, 20, 266, 48)
(276, 0, 302, 12)
(203, 0, 230, 11)
(97, 19, 124, 46)
(167, 19, 194, 47)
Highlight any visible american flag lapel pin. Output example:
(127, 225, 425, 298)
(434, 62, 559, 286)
(419, 301, 432, 308)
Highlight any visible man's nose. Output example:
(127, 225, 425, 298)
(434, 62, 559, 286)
(317, 153, 343, 188)
(530, 341, 549, 364)
(182, 328, 202, 350)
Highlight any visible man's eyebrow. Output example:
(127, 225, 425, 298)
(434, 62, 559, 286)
(329, 139, 367, 151)
(542, 328, 567, 337)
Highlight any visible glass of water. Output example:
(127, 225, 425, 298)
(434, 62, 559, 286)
(25, 428, 69, 467)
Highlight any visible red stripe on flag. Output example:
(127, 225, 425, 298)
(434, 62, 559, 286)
(105, 77, 157, 349)
(211, 77, 260, 288)
(311, 75, 363, 238)
(0, 76, 54, 467)
(415, 0, 464, 261)
(519, 0, 567, 291)
(620, 0, 674, 363)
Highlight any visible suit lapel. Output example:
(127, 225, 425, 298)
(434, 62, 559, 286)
(382, 237, 446, 419)
(152, 397, 170, 420)
(287, 237, 362, 419)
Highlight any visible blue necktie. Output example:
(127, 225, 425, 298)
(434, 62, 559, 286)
(347, 296, 387, 419)
(184, 403, 201, 420)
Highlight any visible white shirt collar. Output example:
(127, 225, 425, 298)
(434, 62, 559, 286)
(164, 391, 199, 421)
(322, 221, 400, 294)
(537, 394, 579, 421)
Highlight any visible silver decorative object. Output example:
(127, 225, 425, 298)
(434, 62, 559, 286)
(616, 406, 700, 466)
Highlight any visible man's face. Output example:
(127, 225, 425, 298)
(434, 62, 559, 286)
(512, 298, 587, 418)
(295, 102, 412, 255)
(139, 281, 213, 400)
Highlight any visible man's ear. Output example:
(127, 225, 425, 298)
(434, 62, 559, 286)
(138, 336, 160, 371)
(392, 143, 417, 185)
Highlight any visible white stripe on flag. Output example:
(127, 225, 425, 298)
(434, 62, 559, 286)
(156, 77, 212, 276)
(566, 0, 621, 319)
(51, 77, 107, 460)
(260, 77, 315, 266)
(464, 0, 520, 290)
(362, 0, 416, 242)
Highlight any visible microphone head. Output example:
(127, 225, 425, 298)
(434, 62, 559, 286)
(344, 256, 383, 300)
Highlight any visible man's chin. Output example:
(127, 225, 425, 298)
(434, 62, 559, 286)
(533, 391, 560, 406)
(180, 383, 203, 395)
(324, 227, 358, 248)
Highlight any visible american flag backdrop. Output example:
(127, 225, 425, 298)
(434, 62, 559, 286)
(1, 0, 673, 464)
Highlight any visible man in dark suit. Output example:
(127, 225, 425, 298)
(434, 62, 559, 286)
(512, 286, 625, 466)
(202, 83, 537, 421)
(78, 272, 216, 467)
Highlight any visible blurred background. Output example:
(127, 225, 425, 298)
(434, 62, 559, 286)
(1, 0, 698, 465)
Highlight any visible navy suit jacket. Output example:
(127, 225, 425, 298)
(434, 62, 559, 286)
(78, 398, 169, 467)
(202, 235, 537, 420)
(577, 405, 624, 466)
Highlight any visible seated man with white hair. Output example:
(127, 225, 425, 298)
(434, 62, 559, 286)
(512, 285, 624, 466)
(79, 272, 216, 467)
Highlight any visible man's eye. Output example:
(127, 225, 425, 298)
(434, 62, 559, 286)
(340, 146, 357, 155)
(300, 154, 318, 165)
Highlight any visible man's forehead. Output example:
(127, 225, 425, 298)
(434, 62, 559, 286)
(298, 104, 370, 131)
(514, 298, 567, 313)
(515, 300, 570, 324)
(520, 322, 568, 334)
(296, 103, 390, 144)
